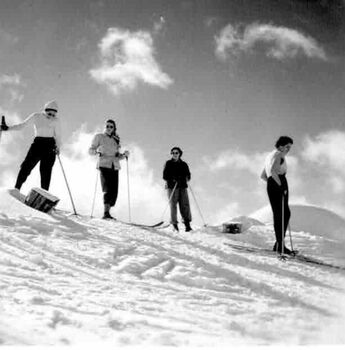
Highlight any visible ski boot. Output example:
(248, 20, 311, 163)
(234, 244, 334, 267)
(185, 222, 192, 232)
(172, 223, 179, 232)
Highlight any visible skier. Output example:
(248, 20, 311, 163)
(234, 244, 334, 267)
(0, 101, 61, 191)
(163, 146, 192, 232)
(89, 119, 129, 219)
(261, 136, 294, 255)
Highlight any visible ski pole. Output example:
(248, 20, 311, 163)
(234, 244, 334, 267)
(57, 154, 78, 216)
(281, 194, 284, 256)
(126, 156, 131, 223)
(90, 168, 99, 218)
(189, 184, 207, 226)
(161, 182, 178, 221)
(288, 223, 294, 253)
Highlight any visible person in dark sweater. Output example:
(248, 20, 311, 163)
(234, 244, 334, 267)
(163, 147, 192, 232)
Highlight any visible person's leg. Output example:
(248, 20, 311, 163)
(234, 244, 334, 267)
(179, 188, 192, 231)
(99, 167, 114, 218)
(108, 170, 119, 208)
(281, 176, 291, 236)
(39, 148, 56, 190)
(15, 141, 40, 190)
(267, 178, 283, 252)
(168, 187, 179, 230)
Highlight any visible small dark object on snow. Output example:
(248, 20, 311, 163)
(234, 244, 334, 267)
(222, 222, 242, 234)
(1, 116, 8, 131)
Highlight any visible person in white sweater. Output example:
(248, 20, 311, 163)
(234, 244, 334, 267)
(89, 119, 129, 219)
(261, 136, 293, 255)
(1, 100, 61, 191)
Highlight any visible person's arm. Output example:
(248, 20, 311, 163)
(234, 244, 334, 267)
(260, 168, 268, 182)
(185, 163, 191, 182)
(117, 150, 130, 160)
(271, 153, 282, 186)
(7, 113, 36, 131)
(89, 134, 101, 156)
(163, 161, 170, 181)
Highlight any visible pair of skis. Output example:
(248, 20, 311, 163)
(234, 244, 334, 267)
(99, 217, 169, 229)
(119, 220, 166, 229)
(224, 242, 345, 270)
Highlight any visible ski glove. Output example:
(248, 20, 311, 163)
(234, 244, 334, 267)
(97, 145, 105, 156)
(1, 116, 8, 131)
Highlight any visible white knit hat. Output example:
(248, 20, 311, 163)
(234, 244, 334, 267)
(44, 100, 58, 112)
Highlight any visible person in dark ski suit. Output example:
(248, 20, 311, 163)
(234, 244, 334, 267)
(163, 147, 192, 232)
(89, 119, 129, 219)
(0, 100, 61, 191)
(261, 136, 294, 255)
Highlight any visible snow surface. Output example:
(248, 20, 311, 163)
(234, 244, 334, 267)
(1, 188, 345, 346)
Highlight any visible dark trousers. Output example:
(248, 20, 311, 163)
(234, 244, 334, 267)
(99, 167, 119, 207)
(15, 137, 56, 191)
(267, 175, 290, 249)
(167, 187, 192, 225)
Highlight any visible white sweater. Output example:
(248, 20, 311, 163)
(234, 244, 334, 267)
(264, 150, 287, 178)
(10, 112, 61, 149)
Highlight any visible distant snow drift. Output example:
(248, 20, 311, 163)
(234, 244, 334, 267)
(251, 204, 345, 239)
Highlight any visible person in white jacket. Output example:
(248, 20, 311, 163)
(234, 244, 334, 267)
(89, 119, 129, 219)
(1, 100, 61, 191)
(261, 136, 293, 255)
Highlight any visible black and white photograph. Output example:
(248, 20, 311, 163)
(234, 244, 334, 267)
(0, 0, 345, 347)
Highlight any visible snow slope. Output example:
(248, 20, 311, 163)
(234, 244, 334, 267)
(251, 204, 345, 239)
(1, 188, 345, 346)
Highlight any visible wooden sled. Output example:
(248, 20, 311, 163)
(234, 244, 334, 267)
(25, 187, 60, 213)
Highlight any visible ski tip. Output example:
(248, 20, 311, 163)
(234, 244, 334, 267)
(153, 221, 164, 227)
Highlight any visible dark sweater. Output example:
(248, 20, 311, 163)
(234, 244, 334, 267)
(163, 159, 191, 189)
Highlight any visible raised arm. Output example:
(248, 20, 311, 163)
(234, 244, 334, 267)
(8, 113, 36, 131)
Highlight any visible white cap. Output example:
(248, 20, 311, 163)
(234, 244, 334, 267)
(44, 100, 58, 112)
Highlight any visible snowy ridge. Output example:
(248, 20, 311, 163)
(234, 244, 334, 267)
(1, 189, 345, 346)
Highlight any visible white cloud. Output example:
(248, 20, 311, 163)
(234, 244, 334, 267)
(204, 149, 267, 175)
(0, 74, 23, 87)
(210, 202, 241, 225)
(215, 23, 327, 61)
(301, 130, 345, 193)
(90, 28, 173, 95)
(0, 74, 25, 103)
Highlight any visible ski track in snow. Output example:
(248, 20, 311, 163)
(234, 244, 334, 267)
(1, 199, 345, 345)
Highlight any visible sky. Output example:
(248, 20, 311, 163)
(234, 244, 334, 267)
(1, 0, 345, 225)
